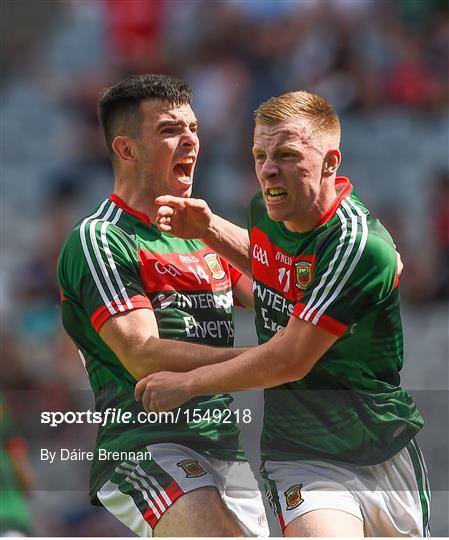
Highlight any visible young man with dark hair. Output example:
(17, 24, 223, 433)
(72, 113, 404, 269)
(137, 90, 430, 537)
(58, 74, 268, 537)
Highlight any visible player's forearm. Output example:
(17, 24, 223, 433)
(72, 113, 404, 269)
(137, 319, 338, 412)
(184, 334, 303, 395)
(202, 214, 251, 277)
(129, 340, 250, 381)
(181, 320, 339, 397)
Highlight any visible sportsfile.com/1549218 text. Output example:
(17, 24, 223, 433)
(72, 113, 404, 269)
(40, 408, 253, 428)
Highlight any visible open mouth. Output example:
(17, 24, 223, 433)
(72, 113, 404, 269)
(173, 157, 195, 180)
(266, 187, 288, 202)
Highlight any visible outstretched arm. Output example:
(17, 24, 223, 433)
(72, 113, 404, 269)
(100, 308, 249, 381)
(156, 196, 251, 277)
(135, 316, 338, 411)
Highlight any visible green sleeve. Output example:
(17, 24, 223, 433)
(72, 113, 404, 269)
(58, 222, 152, 332)
(293, 221, 398, 336)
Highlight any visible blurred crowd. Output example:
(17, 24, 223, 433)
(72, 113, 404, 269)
(1, 0, 448, 535)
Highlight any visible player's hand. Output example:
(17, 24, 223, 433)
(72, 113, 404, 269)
(134, 371, 193, 412)
(155, 196, 213, 239)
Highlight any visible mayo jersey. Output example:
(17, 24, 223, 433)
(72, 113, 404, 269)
(249, 177, 423, 465)
(58, 194, 245, 503)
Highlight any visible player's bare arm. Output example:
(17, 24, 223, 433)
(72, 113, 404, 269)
(156, 195, 403, 289)
(99, 307, 250, 381)
(156, 195, 252, 276)
(232, 273, 254, 308)
(135, 316, 337, 412)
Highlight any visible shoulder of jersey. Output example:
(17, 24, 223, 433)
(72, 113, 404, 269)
(60, 202, 131, 257)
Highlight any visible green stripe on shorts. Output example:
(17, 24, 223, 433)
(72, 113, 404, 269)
(116, 467, 153, 517)
(406, 440, 431, 537)
(259, 462, 281, 517)
(138, 454, 178, 491)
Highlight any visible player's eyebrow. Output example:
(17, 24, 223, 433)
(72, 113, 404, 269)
(157, 120, 182, 128)
(252, 144, 303, 156)
(275, 144, 302, 154)
(157, 119, 198, 129)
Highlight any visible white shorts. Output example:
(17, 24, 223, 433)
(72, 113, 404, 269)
(260, 438, 431, 536)
(97, 443, 268, 537)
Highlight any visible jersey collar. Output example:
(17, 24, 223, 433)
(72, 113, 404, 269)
(109, 193, 152, 226)
(315, 176, 353, 228)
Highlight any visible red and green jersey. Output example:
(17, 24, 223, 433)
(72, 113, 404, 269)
(58, 194, 245, 503)
(249, 177, 423, 465)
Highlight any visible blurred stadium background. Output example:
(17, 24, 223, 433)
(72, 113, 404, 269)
(1, 0, 448, 536)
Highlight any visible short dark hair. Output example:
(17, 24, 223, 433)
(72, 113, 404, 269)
(97, 74, 193, 158)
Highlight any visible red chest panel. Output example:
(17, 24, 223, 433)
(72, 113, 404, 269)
(138, 247, 232, 294)
(251, 227, 316, 301)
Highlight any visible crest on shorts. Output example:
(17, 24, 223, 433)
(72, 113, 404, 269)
(204, 253, 225, 280)
(177, 459, 207, 478)
(284, 484, 304, 510)
(295, 261, 313, 290)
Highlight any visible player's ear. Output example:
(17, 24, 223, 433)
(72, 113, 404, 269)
(322, 149, 341, 177)
(112, 135, 137, 163)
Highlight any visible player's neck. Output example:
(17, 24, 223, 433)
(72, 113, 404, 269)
(284, 181, 338, 233)
(113, 180, 156, 224)
(283, 208, 324, 234)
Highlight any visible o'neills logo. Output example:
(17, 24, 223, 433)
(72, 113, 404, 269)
(204, 253, 225, 280)
(284, 484, 303, 510)
(275, 251, 292, 265)
(177, 459, 207, 478)
(295, 261, 313, 290)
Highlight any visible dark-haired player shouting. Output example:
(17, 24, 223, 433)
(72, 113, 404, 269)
(58, 74, 268, 537)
